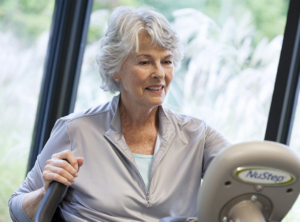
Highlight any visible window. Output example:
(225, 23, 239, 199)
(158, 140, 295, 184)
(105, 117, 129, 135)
(75, 0, 288, 145)
(0, 1, 54, 220)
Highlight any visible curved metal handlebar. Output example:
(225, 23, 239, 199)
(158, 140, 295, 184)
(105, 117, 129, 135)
(34, 160, 69, 222)
(34, 181, 67, 222)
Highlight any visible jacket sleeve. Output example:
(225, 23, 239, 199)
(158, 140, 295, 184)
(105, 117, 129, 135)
(202, 125, 231, 176)
(8, 119, 72, 222)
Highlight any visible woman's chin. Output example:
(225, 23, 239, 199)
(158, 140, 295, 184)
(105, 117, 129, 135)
(146, 97, 165, 107)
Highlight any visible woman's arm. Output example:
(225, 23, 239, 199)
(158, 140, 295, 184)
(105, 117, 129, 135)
(9, 160, 44, 222)
(9, 151, 83, 221)
(21, 151, 83, 220)
(22, 151, 83, 220)
(22, 187, 46, 221)
(202, 125, 231, 175)
(8, 119, 83, 222)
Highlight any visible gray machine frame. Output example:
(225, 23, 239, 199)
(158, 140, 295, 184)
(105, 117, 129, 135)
(197, 141, 300, 222)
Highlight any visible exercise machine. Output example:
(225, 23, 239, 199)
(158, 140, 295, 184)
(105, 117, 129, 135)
(198, 141, 300, 222)
(35, 141, 300, 222)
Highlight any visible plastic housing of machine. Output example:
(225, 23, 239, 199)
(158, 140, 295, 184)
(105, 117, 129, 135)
(197, 141, 300, 222)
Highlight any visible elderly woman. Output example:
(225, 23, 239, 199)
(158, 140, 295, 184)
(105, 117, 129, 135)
(9, 6, 229, 222)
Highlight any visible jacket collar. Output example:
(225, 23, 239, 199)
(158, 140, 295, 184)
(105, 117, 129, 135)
(108, 94, 172, 135)
(104, 94, 176, 177)
(108, 94, 122, 134)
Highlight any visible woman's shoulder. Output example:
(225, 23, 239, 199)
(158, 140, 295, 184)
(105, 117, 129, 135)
(161, 106, 207, 128)
(48, 98, 118, 137)
(63, 100, 115, 122)
(161, 106, 230, 149)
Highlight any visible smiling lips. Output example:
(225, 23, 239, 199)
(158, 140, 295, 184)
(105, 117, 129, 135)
(145, 85, 164, 93)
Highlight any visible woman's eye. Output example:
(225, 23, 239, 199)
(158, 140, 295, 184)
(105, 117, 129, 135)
(139, 61, 149, 65)
(164, 60, 172, 64)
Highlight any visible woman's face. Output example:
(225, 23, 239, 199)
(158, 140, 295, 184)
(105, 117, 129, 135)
(116, 30, 174, 110)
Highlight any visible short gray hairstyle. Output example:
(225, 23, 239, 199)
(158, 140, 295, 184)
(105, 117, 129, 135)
(96, 6, 184, 93)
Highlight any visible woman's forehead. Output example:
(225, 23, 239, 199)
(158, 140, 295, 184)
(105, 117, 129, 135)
(132, 49, 173, 60)
(138, 30, 152, 44)
(136, 33, 172, 56)
(135, 52, 173, 60)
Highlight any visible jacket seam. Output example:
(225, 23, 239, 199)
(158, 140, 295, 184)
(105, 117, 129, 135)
(164, 108, 205, 127)
(26, 177, 34, 192)
(66, 121, 73, 152)
(62, 108, 112, 125)
(9, 208, 18, 222)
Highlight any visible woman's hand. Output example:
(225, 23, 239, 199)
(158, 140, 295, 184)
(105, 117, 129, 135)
(22, 151, 83, 220)
(42, 150, 84, 190)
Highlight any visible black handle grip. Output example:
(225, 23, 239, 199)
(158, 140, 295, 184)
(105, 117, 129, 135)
(34, 160, 70, 222)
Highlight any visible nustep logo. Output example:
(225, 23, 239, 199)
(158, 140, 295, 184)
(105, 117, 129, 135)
(235, 167, 295, 185)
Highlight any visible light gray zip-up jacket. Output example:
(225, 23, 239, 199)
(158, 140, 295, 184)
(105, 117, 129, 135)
(9, 95, 230, 222)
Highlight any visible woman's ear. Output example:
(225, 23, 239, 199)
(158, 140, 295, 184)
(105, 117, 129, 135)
(112, 73, 121, 82)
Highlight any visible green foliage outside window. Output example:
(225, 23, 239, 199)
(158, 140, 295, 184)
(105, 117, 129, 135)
(0, 0, 294, 221)
(0, 0, 288, 45)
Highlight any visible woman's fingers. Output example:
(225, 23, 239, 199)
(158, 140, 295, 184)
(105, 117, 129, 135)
(44, 165, 76, 183)
(43, 171, 72, 187)
(76, 157, 84, 173)
(46, 158, 78, 177)
(77, 157, 84, 167)
(52, 150, 79, 171)
(43, 150, 84, 191)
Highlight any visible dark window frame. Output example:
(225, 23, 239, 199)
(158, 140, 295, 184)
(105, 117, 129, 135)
(265, 0, 300, 145)
(27, 0, 93, 173)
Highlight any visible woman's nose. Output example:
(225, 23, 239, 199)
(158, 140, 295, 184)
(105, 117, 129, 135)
(153, 63, 165, 79)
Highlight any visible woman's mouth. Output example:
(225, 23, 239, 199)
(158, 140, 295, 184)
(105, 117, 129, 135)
(146, 86, 163, 91)
(145, 85, 164, 93)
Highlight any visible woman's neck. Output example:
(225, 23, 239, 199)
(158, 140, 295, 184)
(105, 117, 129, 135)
(119, 95, 159, 155)
(119, 96, 159, 129)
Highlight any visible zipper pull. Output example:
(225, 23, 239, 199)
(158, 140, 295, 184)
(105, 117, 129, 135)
(146, 192, 150, 207)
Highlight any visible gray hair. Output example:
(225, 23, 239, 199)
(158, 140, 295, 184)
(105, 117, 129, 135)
(96, 6, 184, 93)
